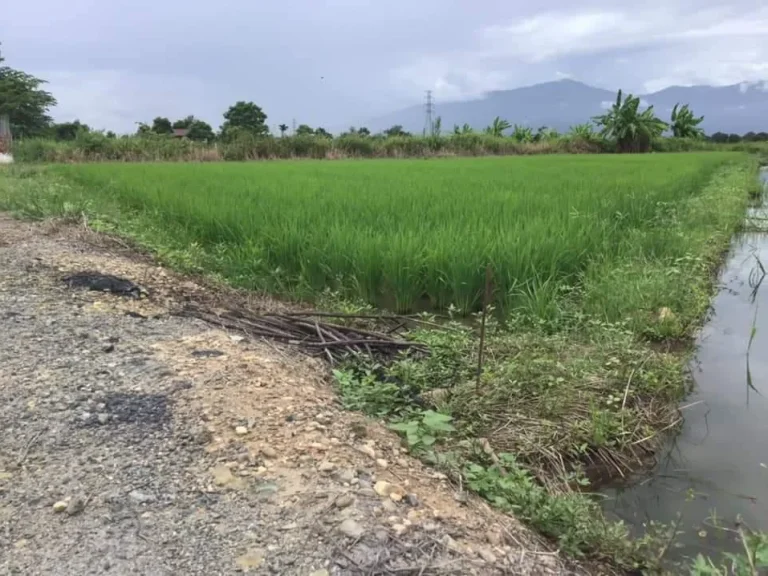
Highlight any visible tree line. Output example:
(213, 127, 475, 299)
(2, 44, 766, 151)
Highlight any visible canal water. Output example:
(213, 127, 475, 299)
(601, 169, 768, 563)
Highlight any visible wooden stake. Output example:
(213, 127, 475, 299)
(476, 265, 493, 393)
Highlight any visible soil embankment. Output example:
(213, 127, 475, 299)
(0, 215, 582, 575)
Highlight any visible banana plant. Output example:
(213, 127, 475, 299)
(670, 103, 705, 139)
(484, 116, 511, 137)
(593, 90, 667, 152)
(512, 124, 533, 143)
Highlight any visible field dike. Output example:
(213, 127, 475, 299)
(0, 155, 759, 572)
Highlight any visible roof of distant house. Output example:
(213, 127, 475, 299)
(172, 128, 189, 137)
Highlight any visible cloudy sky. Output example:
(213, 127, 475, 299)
(2, 0, 767, 133)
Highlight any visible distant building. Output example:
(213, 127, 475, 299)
(171, 128, 190, 139)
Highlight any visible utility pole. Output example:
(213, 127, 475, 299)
(424, 90, 434, 137)
(292, 118, 297, 135)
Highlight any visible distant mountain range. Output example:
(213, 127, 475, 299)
(365, 79, 768, 136)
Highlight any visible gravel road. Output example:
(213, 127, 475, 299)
(0, 214, 583, 575)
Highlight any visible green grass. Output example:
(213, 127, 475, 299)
(32, 153, 746, 323)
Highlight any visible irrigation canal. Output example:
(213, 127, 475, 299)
(601, 169, 768, 563)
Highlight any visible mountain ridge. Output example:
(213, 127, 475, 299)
(364, 79, 768, 135)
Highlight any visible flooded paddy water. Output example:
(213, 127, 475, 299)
(601, 169, 768, 562)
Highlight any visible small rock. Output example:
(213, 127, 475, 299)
(52, 501, 68, 513)
(338, 519, 365, 539)
(80, 412, 92, 422)
(97, 413, 109, 425)
(422, 521, 440, 533)
(315, 413, 332, 425)
(374, 481, 401, 498)
(235, 549, 265, 571)
(486, 529, 502, 547)
(389, 492, 403, 503)
(375, 458, 388, 469)
(129, 490, 155, 504)
(405, 493, 420, 507)
(309, 570, 329, 576)
(318, 461, 335, 473)
(356, 444, 376, 460)
(396, 458, 409, 468)
(477, 548, 497, 564)
(453, 491, 468, 504)
(374, 528, 389, 543)
(235, 426, 248, 436)
(335, 494, 355, 509)
(334, 468, 356, 484)
(102, 343, 115, 353)
(66, 498, 85, 516)
(261, 446, 278, 459)
(280, 522, 298, 531)
(229, 335, 245, 343)
(381, 499, 398, 513)
(392, 523, 408, 536)
(442, 535, 461, 553)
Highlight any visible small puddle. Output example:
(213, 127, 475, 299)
(601, 169, 768, 563)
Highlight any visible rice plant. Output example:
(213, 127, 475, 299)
(49, 152, 742, 314)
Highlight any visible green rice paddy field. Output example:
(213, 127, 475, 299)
(41, 153, 752, 325)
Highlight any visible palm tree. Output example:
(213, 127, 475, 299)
(484, 116, 511, 137)
(593, 90, 667, 152)
(278, 123, 288, 137)
(670, 104, 705, 139)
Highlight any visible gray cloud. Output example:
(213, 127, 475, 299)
(2, 0, 766, 132)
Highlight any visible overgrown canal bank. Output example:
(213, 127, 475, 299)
(602, 169, 768, 567)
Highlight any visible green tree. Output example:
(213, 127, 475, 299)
(0, 46, 56, 137)
(186, 119, 215, 141)
(383, 125, 410, 137)
(295, 124, 314, 136)
(484, 116, 511, 137)
(278, 123, 289, 137)
(135, 122, 152, 136)
(670, 103, 704, 138)
(357, 127, 371, 136)
(151, 117, 173, 134)
(172, 116, 194, 129)
(315, 127, 332, 138)
(593, 90, 667, 153)
(51, 120, 90, 141)
(171, 115, 214, 141)
(221, 101, 268, 138)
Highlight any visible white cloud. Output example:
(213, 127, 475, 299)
(43, 70, 217, 133)
(394, 4, 768, 100)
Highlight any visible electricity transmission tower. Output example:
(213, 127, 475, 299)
(424, 90, 434, 136)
